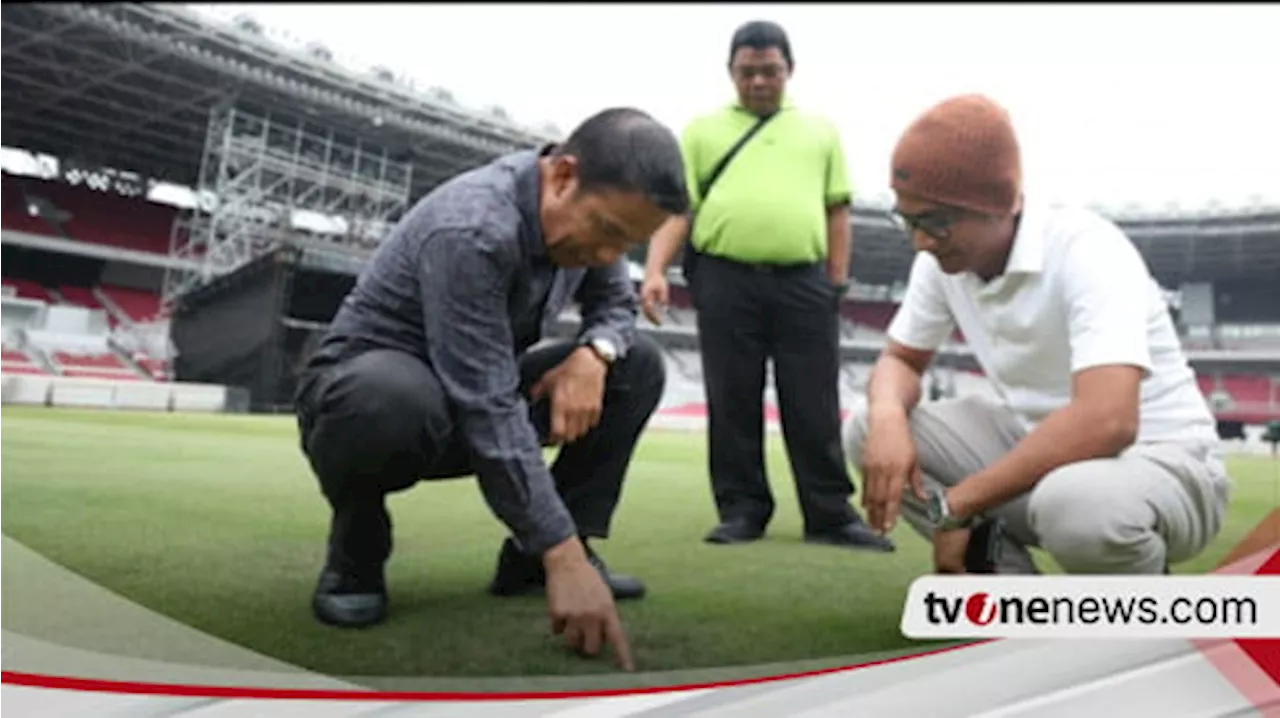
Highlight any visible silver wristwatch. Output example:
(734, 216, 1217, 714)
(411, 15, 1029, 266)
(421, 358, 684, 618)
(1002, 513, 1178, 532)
(585, 337, 618, 365)
(926, 486, 975, 531)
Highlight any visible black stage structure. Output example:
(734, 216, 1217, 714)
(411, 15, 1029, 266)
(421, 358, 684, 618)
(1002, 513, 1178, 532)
(168, 245, 364, 413)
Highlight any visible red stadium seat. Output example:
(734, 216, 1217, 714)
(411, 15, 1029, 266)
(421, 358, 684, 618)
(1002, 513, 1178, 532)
(837, 299, 966, 344)
(1, 348, 48, 375)
(1, 175, 174, 256)
(0, 364, 47, 375)
(667, 283, 693, 310)
(52, 352, 124, 369)
(842, 300, 898, 331)
(1204, 374, 1279, 424)
(50, 350, 144, 380)
(57, 285, 104, 310)
(66, 370, 143, 380)
(1, 277, 53, 302)
(0, 178, 50, 236)
(1223, 375, 1271, 404)
(134, 356, 170, 381)
(99, 285, 163, 323)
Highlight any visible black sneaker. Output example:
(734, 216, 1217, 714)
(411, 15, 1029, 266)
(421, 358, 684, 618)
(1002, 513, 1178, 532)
(488, 538, 647, 600)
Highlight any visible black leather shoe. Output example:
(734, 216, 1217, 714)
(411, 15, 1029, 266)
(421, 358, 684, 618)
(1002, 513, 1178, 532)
(588, 550, 646, 600)
(312, 566, 388, 628)
(704, 519, 766, 545)
(488, 538, 646, 600)
(804, 518, 896, 553)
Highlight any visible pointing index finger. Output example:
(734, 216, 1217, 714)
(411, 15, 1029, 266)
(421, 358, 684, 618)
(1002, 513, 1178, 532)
(606, 612, 635, 672)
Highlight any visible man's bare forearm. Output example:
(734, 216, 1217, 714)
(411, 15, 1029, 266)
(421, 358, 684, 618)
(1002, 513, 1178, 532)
(866, 352, 924, 419)
(826, 204, 852, 284)
(644, 215, 689, 277)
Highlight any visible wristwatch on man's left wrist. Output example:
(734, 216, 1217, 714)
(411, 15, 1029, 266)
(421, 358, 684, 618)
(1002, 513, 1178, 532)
(926, 486, 976, 531)
(583, 337, 618, 366)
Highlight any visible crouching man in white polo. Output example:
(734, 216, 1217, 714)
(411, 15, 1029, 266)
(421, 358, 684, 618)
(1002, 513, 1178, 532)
(843, 94, 1231, 575)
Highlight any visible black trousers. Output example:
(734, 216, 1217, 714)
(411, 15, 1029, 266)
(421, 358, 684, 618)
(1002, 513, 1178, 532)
(692, 254, 856, 532)
(293, 335, 666, 572)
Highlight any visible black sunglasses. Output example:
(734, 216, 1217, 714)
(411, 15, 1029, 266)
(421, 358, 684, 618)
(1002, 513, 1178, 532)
(888, 209, 957, 242)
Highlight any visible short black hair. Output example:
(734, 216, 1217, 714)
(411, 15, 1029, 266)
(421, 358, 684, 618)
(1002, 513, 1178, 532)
(552, 108, 689, 215)
(729, 20, 793, 69)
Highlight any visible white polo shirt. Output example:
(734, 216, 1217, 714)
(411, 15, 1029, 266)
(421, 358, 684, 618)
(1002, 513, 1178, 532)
(886, 201, 1218, 445)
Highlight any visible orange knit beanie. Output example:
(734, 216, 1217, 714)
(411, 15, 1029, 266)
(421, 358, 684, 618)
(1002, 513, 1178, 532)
(890, 94, 1022, 215)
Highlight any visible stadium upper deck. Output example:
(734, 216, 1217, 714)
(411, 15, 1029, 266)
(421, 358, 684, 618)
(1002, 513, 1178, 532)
(5, 2, 1280, 293)
(0, 3, 554, 197)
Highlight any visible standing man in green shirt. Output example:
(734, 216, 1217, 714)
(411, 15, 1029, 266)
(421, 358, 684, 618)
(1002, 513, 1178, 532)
(641, 21, 893, 552)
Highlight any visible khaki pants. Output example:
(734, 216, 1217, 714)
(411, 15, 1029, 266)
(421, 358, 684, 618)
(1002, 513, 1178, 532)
(841, 396, 1232, 574)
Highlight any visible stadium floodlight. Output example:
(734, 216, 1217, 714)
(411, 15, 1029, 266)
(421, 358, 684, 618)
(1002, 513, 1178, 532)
(0, 147, 60, 181)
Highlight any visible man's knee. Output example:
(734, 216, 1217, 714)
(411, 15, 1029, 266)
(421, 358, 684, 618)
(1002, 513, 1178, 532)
(304, 350, 447, 483)
(1028, 462, 1162, 574)
(612, 334, 666, 400)
(841, 407, 869, 468)
(834, 394, 983, 468)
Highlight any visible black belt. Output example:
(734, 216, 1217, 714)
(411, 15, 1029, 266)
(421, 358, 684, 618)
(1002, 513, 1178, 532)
(699, 252, 823, 276)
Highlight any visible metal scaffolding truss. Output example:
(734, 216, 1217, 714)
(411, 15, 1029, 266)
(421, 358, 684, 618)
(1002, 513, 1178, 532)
(162, 103, 413, 309)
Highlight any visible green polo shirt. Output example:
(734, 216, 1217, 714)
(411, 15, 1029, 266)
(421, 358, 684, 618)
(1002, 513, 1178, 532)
(680, 97, 852, 264)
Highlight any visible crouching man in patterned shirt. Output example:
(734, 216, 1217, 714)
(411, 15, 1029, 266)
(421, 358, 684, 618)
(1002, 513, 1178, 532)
(294, 108, 688, 670)
(844, 94, 1230, 575)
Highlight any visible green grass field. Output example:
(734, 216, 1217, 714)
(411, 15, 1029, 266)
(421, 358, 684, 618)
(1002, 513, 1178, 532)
(2, 407, 1275, 680)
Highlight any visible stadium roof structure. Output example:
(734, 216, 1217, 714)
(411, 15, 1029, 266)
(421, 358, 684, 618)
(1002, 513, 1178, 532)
(0, 3, 556, 197)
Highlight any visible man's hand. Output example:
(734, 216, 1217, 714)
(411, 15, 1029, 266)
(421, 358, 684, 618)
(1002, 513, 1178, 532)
(933, 527, 971, 574)
(859, 404, 926, 534)
(543, 537, 635, 671)
(828, 278, 848, 311)
(531, 347, 608, 445)
(639, 272, 669, 326)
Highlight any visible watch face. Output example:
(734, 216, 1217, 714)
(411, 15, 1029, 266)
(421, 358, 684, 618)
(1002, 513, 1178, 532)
(926, 491, 945, 523)
(591, 339, 617, 362)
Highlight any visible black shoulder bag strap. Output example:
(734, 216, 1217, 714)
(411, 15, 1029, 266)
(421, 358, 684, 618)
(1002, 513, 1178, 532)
(680, 112, 777, 284)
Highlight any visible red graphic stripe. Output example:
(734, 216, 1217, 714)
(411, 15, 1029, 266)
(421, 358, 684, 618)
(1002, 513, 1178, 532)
(1194, 540, 1280, 710)
(1235, 546, 1280, 688)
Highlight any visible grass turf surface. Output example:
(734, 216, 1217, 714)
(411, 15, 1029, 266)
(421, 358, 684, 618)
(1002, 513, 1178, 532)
(2, 407, 1275, 679)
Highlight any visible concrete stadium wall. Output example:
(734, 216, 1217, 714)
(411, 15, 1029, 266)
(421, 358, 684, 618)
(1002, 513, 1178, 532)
(1, 374, 233, 413)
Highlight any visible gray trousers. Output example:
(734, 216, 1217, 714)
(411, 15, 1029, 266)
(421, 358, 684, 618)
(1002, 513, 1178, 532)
(841, 396, 1232, 574)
